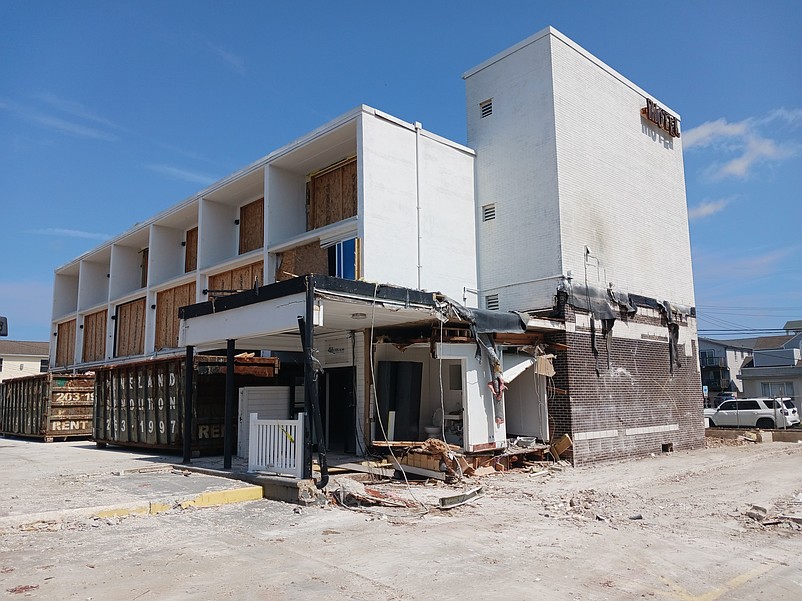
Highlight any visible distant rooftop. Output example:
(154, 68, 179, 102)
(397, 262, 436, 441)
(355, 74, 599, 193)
(783, 319, 802, 332)
(0, 340, 49, 356)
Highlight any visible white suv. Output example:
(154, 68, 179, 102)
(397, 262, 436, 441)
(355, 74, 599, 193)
(705, 397, 800, 429)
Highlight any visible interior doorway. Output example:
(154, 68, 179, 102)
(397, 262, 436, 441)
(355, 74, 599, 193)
(321, 366, 357, 454)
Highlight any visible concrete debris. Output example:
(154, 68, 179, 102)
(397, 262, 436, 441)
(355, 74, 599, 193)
(744, 505, 767, 522)
(332, 476, 415, 509)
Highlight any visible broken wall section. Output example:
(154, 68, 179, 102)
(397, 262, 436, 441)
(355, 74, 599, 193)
(547, 303, 704, 466)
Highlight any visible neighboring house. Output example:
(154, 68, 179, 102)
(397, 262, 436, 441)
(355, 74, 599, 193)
(698, 337, 754, 395)
(0, 340, 49, 383)
(50, 27, 701, 465)
(740, 333, 802, 412)
(783, 320, 802, 335)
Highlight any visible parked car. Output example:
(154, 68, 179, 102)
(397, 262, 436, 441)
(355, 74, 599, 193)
(704, 397, 800, 429)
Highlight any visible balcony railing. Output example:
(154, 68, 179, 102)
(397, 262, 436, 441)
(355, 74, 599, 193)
(701, 356, 726, 368)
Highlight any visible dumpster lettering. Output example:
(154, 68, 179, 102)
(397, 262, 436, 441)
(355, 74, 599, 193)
(198, 424, 223, 439)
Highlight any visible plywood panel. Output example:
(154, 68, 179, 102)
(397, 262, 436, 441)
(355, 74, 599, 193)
(275, 242, 329, 282)
(208, 261, 264, 295)
(184, 227, 198, 273)
(239, 198, 264, 255)
(155, 282, 196, 350)
(307, 158, 357, 230)
(55, 319, 76, 367)
(116, 298, 146, 358)
(83, 309, 107, 362)
(140, 248, 149, 288)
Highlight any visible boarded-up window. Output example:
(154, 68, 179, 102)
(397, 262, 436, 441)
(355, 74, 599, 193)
(82, 309, 107, 362)
(239, 198, 264, 255)
(184, 227, 198, 273)
(275, 242, 330, 282)
(307, 158, 357, 231)
(155, 282, 196, 351)
(55, 319, 76, 368)
(115, 298, 146, 358)
(208, 261, 264, 295)
(140, 248, 149, 288)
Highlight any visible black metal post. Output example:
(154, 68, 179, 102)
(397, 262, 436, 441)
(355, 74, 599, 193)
(298, 276, 328, 488)
(182, 345, 194, 464)
(224, 338, 235, 469)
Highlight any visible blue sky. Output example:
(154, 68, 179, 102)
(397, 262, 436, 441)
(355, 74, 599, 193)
(1, 0, 800, 342)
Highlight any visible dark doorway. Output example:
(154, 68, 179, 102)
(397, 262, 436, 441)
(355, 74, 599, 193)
(376, 361, 423, 442)
(321, 367, 356, 454)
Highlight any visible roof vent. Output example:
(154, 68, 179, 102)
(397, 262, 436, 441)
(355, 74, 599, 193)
(480, 99, 493, 118)
(485, 294, 499, 311)
(482, 204, 496, 222)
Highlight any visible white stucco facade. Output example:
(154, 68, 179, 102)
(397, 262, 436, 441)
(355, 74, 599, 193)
(465, 27, 695, 312)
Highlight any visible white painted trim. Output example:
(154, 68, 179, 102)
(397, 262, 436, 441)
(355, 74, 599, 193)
(573, 429, 618, 441)
(625, 424, 679, 436)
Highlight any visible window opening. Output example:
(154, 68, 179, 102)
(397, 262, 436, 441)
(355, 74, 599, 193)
(328, 238, 357, 280)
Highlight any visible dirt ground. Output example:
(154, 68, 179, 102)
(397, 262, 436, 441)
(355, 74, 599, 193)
(2, 438, 801, 600)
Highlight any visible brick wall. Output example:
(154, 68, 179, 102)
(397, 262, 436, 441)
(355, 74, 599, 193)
(547, 305, 704, 465)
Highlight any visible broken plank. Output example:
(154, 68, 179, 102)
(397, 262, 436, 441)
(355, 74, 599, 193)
(390, 458, 446, 481)
(439, 486, 484, 509)
(334, 463, 396, 478)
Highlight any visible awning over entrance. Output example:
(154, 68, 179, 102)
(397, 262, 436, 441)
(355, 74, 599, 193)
(178, 275, 443, 352)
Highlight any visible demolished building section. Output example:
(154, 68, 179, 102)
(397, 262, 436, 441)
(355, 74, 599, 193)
(47, 26, 702, 473)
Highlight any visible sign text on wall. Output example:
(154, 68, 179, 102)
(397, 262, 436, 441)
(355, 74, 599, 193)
(641, 98, 680, 138)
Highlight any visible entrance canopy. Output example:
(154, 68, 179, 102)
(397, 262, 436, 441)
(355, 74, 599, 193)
(178, 275, 445, 352)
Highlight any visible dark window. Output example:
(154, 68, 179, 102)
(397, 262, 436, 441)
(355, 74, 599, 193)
(40, 359, 48, 372)
(737, 400, 760, 410)
(0, 358, 3, 371)
(719, 401, 735, 411)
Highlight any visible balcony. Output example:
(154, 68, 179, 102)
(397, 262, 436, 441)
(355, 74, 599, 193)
(701, 356, 726, 368)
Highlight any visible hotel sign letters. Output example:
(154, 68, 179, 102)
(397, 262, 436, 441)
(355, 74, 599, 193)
(641, 98, 680, 138)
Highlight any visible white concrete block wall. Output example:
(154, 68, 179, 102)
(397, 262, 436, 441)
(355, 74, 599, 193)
(466, 27, 695, 311)
(550, 35, 694, 307)
(466, 32, 563, 311)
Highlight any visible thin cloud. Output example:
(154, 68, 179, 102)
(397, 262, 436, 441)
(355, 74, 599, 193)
(688, 197, 732, 221)
(26, 228, 113, 241)
(34, 93, 119, 129)
(683, 118, 749, 149)
(736, 247, 796, 275)
(684, 108, 800, 180)
(712, 135, 794, 180)
(147, 164, 217, 185)
(1, 99, 118, 141)
(206, 41, 246, 75)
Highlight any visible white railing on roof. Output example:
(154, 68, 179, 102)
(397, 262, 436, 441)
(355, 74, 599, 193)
(247, 413, 305, 478)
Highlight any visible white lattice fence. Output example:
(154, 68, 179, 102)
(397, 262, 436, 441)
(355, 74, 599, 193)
(247, 413, 305, 478)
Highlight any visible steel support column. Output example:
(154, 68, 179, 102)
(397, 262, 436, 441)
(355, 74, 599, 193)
(224, 338, 235, 469)
(182, 345, 194, 464)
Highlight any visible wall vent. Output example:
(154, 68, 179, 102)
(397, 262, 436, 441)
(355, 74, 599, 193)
(482, 204, 496, 222)
(480, 99, 493, 118)
(485, 293, 499, 311)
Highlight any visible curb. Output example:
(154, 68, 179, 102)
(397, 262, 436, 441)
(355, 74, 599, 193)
(0, 485, 263, 531)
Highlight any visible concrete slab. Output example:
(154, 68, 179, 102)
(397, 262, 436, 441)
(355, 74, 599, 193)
(0, 438, 263, 530)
